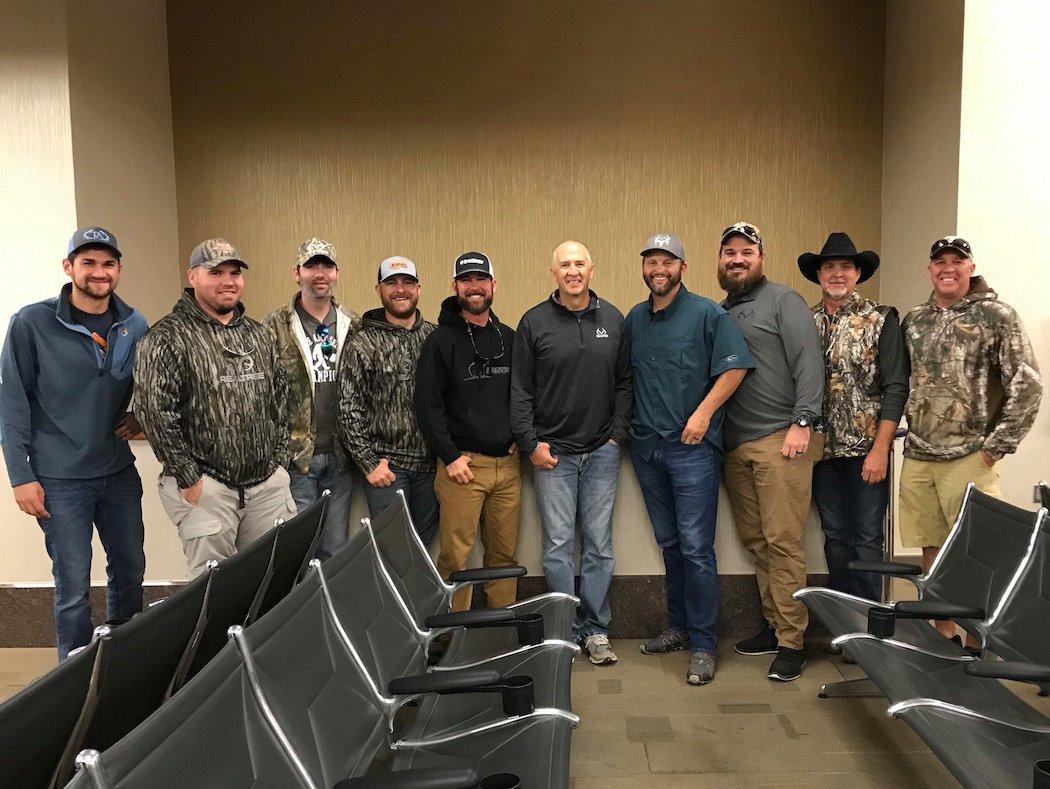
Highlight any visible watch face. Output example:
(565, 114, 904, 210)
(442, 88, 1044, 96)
(797, 418, 808, 428)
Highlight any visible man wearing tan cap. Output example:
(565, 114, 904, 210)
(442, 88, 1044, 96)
(136, 239, 294, 577)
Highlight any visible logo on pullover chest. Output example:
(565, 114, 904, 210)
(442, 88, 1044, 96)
(595, 327, 609, 339)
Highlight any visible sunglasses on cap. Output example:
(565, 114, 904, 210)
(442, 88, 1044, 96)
(930, 236, 972, 259)
(315, 324, 336, 358)
(721, 222, 763, 247)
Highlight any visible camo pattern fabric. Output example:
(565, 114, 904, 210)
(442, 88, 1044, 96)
(296, 237, 337, 266)
(134, 289, 290, 489)
(337, 309, 436, 475)
(263, 297, 359, 473)
(902, 276, 1041, 461)
(813, 292, 887, 459)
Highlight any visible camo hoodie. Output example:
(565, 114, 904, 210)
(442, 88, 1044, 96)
(134, 289, 290, 489)
(902, 276, 1041, 461)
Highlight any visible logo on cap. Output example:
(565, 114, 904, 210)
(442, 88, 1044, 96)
(653, 234, 672, 246)
(459, 258, 485, 267)
(390, 259, 408, 270)
(84, 228, 111, 242)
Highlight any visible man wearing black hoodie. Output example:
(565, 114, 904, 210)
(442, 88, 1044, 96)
(414, 252, 518, 611)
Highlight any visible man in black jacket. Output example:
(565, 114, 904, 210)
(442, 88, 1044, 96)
(414, 252, 519, 610)
(511, 240, 631, 664)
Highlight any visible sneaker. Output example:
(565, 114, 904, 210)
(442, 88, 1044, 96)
(584, 634, 618, 665)
(734, 621, 779, 655)
(686, 651, 716, 685)
(767, 647, 805, 681)
(640, 628, 692, 655)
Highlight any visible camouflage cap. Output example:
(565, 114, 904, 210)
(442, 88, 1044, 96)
(188, 238, 248, 269)
(297, 237, 337, 266)
(930, 236, 972, 260)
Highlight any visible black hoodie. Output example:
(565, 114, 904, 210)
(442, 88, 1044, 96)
(414, 296, 516, 464)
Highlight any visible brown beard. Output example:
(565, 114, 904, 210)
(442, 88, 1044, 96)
(717, 265, 762, 296)
(382, 294, 418, 319)
(458, 294, 492, 315)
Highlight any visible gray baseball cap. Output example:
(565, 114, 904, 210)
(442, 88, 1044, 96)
(378, 255, 419, 283)
(67, 227, 121, 258)
(641, 233, 685, 261)
(189, 238, 248, 269)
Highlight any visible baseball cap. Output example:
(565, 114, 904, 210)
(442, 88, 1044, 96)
(188, 238, 248, 269)
(930, 236, 972, 259)
(721, 221, 763, 250)
(67, 227, 121, 258)
(297, 237, 337, 266)
(454, 251, 494, 279)
(641, 233, 685, 261)
(378, 256, 419, 283)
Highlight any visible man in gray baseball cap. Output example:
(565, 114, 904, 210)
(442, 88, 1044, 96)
(135, 238, 294, 577)
(640, 233, 686, 262)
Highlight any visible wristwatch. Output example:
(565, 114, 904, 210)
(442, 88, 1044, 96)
(794, 416, 810, 429)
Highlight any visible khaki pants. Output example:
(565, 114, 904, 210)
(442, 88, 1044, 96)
(723, 428, 824, 650)
(899, 452, 1002, 548)
(158, 466, 296, 578)
(435, 453, 521, 610)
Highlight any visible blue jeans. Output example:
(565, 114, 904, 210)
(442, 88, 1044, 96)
(533, 441, 620, 639)
(812, 455, 887, 601)
(630, 439, 720, 652)
(288, 453, 353, 561)
(37, 464, 146, 659)
(364, 463, 439, 547)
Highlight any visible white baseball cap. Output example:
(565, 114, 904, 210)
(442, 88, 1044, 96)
(377, 256, 419, 283)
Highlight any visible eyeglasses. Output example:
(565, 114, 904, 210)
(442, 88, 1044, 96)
(466, 320, 505, 363)
(930, 236, 972, 258)
(316, 324, 336, 358)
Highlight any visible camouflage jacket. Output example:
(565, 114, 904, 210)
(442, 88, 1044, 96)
(337, 308, 436, 475)
(813, 293, 907, 459)
(134, 289, 290, 489)
(262, 295, 359, 474)
(902, 276, 1041, 461)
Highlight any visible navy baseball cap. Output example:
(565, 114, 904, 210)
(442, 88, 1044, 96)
(67, 227, 121, 258)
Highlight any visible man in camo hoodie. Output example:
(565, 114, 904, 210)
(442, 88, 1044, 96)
(135, 239, 294, 578)
(338, 256, 438, 544)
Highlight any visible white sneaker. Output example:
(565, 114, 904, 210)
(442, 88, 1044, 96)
(584, 634, 618, 665)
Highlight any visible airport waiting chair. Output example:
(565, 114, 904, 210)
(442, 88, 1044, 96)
(67, 643, 308, 789)
(233, 567, 575, 788)
(796, 484, 1041, 697)
(183, 525, 279, 680)
(255, 492, 328, 618)
(368, 490, 577, 665)
(0, 638, 100, 789)
(313, 528, 575, 737)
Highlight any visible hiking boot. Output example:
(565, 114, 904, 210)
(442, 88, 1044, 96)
(734, 620, 779, 655)
(640, 628, 692, 655)
(767, 647, 806, 681)
(584, 634, 618, 665)
(686, 651, 716, 685)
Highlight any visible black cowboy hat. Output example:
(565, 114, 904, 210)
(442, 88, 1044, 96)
(797, 232, 880, 284)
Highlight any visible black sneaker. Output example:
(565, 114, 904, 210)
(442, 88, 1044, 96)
(767, 647, 805, 681)
(734, 621, 779, 655)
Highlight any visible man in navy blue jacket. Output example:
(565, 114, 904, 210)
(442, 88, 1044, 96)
(1, 227, 149, 658)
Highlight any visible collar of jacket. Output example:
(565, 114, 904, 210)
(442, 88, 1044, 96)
(177, 287, 246, 326)
(925, 275, 998, 311)
(361, 306, 427, 332)
(812, 289, 863, 318)
(55, 282, 135, 327)
(286, 293, 354, 394)
(549, 289, 599, 317)
(649, 282, 690, 319)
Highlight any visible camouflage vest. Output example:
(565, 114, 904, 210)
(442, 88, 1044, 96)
(813, 293, 886, 459)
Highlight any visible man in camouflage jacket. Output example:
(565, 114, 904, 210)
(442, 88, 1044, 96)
(337, 256, 437, 544)
(900, 236, 1041, 625)
(264, 238, 359, 560)
(800, 233, 908, 603)
(135, 239, 294, 578)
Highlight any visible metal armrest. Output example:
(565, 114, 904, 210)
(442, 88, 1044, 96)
(388, 669, 534, 717)
(848, 560, 922, 576)
(425, 608, 545, 646)
(964, 660, 1050, 686)
(334, 767, 479, 788)
(448, 565, 527, 583)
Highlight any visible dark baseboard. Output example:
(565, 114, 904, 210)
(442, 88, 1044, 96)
(0, 574, 831, 648)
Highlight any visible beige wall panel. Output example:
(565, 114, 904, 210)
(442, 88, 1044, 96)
(166, 0, 886, 575)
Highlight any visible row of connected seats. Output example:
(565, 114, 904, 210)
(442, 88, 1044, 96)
(797, 482, 1050, 788)
(62, 490, 579, 787)
(0, 493, 329, 789)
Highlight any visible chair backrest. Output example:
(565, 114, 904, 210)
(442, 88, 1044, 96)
(320, 527, 427, 692)
(71, 644, 308, 789)
(985, 510, 1050, 662)
(78, 568, 211, 755)
(0, 639, 99, 789)
(924, 486, 1041, 617)
(185, 526, 278, 680)
(367, 490, 448, 627)
(256, 494, 328, 619)
(240, 568, 388, 788)
(1040, 481, 1050, 510)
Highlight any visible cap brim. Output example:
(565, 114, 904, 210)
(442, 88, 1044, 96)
(380, 274, 419, 283)
(640, 248, 683, 260)
(454, 269, 492, 279)
(70, 242, 121, 259)
(931, 246, 971, 260)
(721, 231, 761, 246)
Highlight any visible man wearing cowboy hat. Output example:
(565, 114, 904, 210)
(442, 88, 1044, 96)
(899, 236, 1040, 636)
(800, 232, 908, 604)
